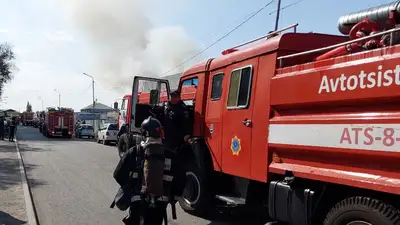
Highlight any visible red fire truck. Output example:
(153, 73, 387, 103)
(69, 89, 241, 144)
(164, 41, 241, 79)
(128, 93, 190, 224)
(41, 107, 74, 138)
(22, 111, 34, 126)
(121, 2, 400, 224)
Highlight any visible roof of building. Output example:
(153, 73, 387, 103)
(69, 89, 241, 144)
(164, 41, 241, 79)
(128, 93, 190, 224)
(81, 102, 116, 113)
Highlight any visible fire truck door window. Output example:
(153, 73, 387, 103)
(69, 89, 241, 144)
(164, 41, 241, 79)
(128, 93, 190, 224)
(182, 78, 198, 87)
(211, 73, 224, 100)
(121, 98, 128, 110)
(227, 66, 253, 108)
(160, 82, 169, 105)
(181, 77, 198, 106)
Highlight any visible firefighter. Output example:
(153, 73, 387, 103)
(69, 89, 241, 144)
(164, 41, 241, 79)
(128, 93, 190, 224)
(113, 116, 186, 225)
(9, 117, 16, 142)
(162, 90, 192, 151)
(0, 116, 4, 140)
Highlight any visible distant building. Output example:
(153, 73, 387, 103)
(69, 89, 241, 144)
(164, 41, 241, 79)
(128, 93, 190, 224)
(78, 102, 118, 136)
(80, 102, 116, 114)
(3, 109, 20, 118)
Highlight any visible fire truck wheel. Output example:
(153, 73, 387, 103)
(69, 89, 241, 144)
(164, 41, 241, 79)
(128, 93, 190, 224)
(179, 159, 212, 216)
(324, 196, 400, 225)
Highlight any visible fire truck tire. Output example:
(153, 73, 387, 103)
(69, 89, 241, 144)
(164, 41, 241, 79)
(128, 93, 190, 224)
(324, 196, 400, 225)
(179, 158, 213, 216)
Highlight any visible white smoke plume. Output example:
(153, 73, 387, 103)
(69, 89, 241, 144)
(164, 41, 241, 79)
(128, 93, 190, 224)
(59, 0, 201, 93)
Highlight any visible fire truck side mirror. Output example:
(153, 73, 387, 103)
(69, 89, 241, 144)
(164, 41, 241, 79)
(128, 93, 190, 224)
(113, 102, 118, 110)
(149, 89, 159, 105)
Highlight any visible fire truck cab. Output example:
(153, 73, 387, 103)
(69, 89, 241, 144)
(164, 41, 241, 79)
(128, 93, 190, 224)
(127, 2, 400, 224)
(41, 107, 74, 138)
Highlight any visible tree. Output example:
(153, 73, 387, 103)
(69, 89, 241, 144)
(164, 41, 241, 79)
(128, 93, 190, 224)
(0, 43, 16, 97)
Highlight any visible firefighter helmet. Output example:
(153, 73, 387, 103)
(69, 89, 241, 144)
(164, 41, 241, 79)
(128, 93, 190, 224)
(140, 116, 163, 139)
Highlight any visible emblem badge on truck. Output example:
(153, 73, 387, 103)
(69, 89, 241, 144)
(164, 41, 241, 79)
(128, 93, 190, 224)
(231, 136, 241, 156)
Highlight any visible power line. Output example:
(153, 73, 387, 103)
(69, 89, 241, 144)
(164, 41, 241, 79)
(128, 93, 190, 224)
(80, 83, 93, 96)
(197, 3, 275, 43)
(160, 0, 276, 76)
(269, 0, 307, 15)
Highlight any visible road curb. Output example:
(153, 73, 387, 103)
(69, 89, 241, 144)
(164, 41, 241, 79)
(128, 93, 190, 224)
(15, 137, 39, 225)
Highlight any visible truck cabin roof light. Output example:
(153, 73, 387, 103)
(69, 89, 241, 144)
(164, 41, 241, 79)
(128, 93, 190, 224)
(222, 48, 238, 55)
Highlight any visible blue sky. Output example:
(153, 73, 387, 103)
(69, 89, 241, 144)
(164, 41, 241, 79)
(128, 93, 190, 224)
(0, 0, 390, 112)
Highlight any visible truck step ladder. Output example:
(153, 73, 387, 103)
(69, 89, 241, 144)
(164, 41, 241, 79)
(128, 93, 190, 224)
(215, 195, 246, 206)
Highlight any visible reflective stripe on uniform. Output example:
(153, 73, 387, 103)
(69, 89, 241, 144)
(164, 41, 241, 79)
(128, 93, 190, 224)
(157, 196, 170, 202)
(131, 195, 176, 203)
(163, 175, 173, 181)
(131, 172, 138, 179)
(131, 195, 141, 202)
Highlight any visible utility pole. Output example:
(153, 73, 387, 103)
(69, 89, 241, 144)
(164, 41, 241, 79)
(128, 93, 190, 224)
(54, 89, 61, 108)
(274, 0, 282, 31)
(83, 73, 95, 128)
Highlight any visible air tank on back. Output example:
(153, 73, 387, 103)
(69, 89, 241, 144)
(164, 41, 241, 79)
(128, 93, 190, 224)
(338, 1, 400, 35)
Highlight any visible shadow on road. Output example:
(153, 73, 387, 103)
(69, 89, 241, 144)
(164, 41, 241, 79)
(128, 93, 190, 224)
(0, 211, 27, 225)
(17, 142, 50, 152)
(0, 143, 47, 190)
(197, 207, 269, 225)
(17, 133, 98, 143)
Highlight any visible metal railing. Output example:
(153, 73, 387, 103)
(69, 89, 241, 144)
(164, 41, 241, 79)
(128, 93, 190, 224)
(223, 23, 298, 53)
(277, 26, 400, 68)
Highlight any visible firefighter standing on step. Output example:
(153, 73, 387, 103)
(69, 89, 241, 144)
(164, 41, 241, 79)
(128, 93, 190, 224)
(163, 90, 192, 150)
(113, 116, 186, 225)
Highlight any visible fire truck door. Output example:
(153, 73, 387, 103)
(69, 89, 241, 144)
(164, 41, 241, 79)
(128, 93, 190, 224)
(130, 76, 170, 132)
(221, 64, 255, 178)
(205, 73, 224, 171)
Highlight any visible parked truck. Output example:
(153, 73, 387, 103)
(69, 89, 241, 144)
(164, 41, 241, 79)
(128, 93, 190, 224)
(118, 2, 400, 225)
(22, 111, 34, 126)
(41, 107, 74, 138)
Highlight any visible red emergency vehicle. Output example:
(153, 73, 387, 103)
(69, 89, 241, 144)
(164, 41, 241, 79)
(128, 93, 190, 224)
(22, 111, 34, 126)
(123, 2, 400, 224)
(41, 107, 74, 138)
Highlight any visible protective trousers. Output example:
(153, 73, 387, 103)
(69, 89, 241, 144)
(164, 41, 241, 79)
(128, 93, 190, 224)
(9, 126, 15, 141)
(0, 128, 4, 140)
(142, 201, 167, 225)
(122, 201, 167, 225)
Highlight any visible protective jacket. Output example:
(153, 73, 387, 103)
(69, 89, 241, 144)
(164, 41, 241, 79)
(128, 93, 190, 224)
(163, 101, 192, 150)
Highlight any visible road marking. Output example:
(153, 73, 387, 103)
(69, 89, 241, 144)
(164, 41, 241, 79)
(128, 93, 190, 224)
(269, 123, 400, 152)
(15, 137, 39, 225)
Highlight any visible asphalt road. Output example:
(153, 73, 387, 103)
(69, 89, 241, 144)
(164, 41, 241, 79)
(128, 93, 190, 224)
(16, 126, 267, 225)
